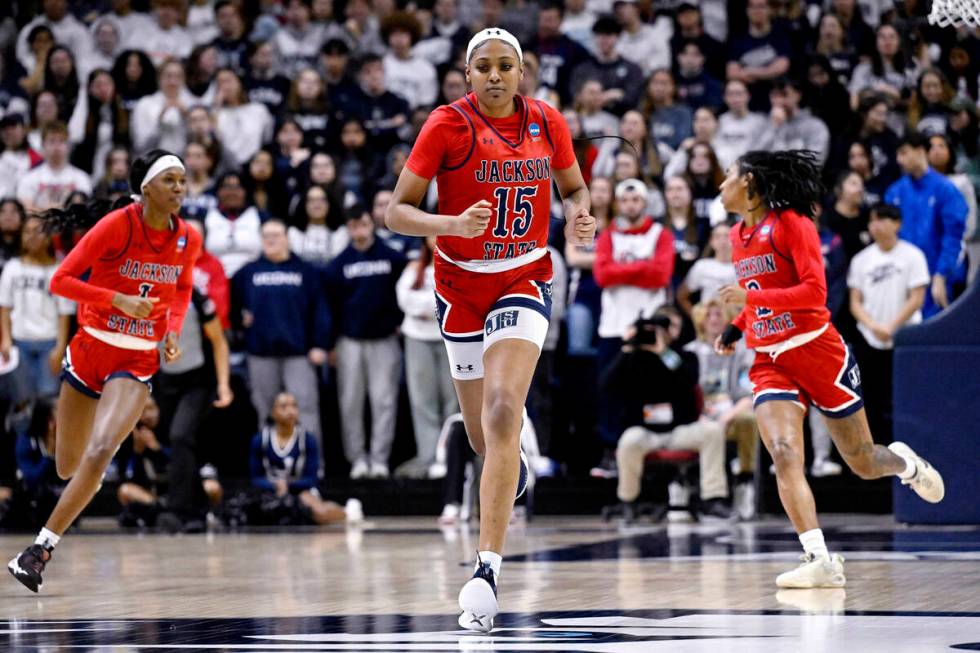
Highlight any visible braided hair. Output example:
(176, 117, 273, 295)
(36, 149, 179, 251)
(736, 150, 824, 218)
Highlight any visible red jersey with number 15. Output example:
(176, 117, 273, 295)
(50, 202, 202, 343)
(406, 92, 575, 264)
(730, 210, 831, 349)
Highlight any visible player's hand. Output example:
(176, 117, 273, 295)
(564, 206, 596, 245)
(0, 338, 11, 363)
(47, 345, 64, 377)
(163, 331, 181, 363)
(113, 293, 159, 319)
(714, 334, 737, 356)
(931, 274, 949, 309)
(450, 200, 492, 238)
(719, 284, 747, 305)
(213, 382, 234, 408)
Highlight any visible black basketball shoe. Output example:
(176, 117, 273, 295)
(8, 544, 52, 593)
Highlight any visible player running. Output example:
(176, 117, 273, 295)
(8, 149, 201, 592)
(386, 28, 595, 631)
(715, 149, 944, 588)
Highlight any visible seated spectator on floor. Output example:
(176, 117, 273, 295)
(684, 297, 758, 519)
(14, 398, 63, 528)
(117, 397, 170, 528)
(249, 392, 362, 526)
(606, 315, 734, 521)
(232, 219, 329, 443)
(325, 205, 406, 480)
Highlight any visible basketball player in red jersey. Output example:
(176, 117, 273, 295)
(715, 150, 944, 588)
(8, 149, 201, 592)
(386, 28, 595, 631)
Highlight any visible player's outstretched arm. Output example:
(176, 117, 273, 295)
(386, 168, 490, 238)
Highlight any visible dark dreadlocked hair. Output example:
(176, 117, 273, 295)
(735, 150, 824, 219)
(35, 149, 180, 252)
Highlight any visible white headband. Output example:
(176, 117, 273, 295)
(466, 28, 523, 64)
(139, 154, 185, 192)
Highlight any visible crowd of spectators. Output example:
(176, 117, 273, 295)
(0, 0, 976, 528)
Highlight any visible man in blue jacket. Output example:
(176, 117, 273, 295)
(324, 205, 407, 479)
(232, 219, 330, 443)
(885, 131, 968, 317)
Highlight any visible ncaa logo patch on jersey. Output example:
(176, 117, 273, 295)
(529, 122, 541, 140)
(177, 235, 187, 252)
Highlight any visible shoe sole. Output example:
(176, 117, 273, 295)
(516, 451, 529, 499)
(458, 578, 498, 633)
(889, 442, 945, 503)
(7, 559, 40, 593)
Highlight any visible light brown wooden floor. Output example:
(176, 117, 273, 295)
(2, 515, 979, 651)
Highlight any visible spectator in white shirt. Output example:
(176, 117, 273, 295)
(205, 171, 264, 278)
(15, 0, 93, 72)
(273, 0, 327, 77)
(714, 79, 770, 169)
(0, 115, 39, 202)
(677, 222, 736, 316)
(288, 184, 348, 266)
(78, 17, 122, 81)
(394, 237, 458, 478)
(16, 122, 92, 212)
(141, 0, 194, 66)
(0, 215, 74, 400)
(213, 69, 274, 169)
(381, 12, 438, 110)
(130, 59, 196, 157)
(614, 0, 673, 76)
(848, 203, 929, 442)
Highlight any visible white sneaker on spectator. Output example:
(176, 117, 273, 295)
(345, 498, 364, 524)
(368, 462, 389, 479)
(889, 442, 945, 503)
(438, 503, 460, 525)
(811, 458, 843, 477)
(776, 553, 846, 588)
(350, 459, 369, 480)
(734, 481, 756, 521)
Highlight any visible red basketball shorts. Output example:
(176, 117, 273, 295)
(749, 324, 864, 418)
(434, 253, 553, 380)
(62, 329, 160, 398)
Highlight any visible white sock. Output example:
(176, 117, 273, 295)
(897, 455, 917, 480)
(35, 528, 60, 550)
(477, 550, 502, 579)
(799, 528, 829, 560)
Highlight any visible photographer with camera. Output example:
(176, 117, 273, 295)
(604, 312, 734, 521)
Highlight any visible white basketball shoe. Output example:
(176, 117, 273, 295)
(888, 442, 945, 503)
(776, 553, 846, 589)
(458, 559, 498, 633)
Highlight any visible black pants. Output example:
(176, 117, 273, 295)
(155, 368, 212, 517)
(442, 420, 475, 506)
(527, 350, 555, 457)
(852, 333, 894, 445)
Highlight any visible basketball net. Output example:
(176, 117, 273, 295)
(929, 0, 980, 27)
